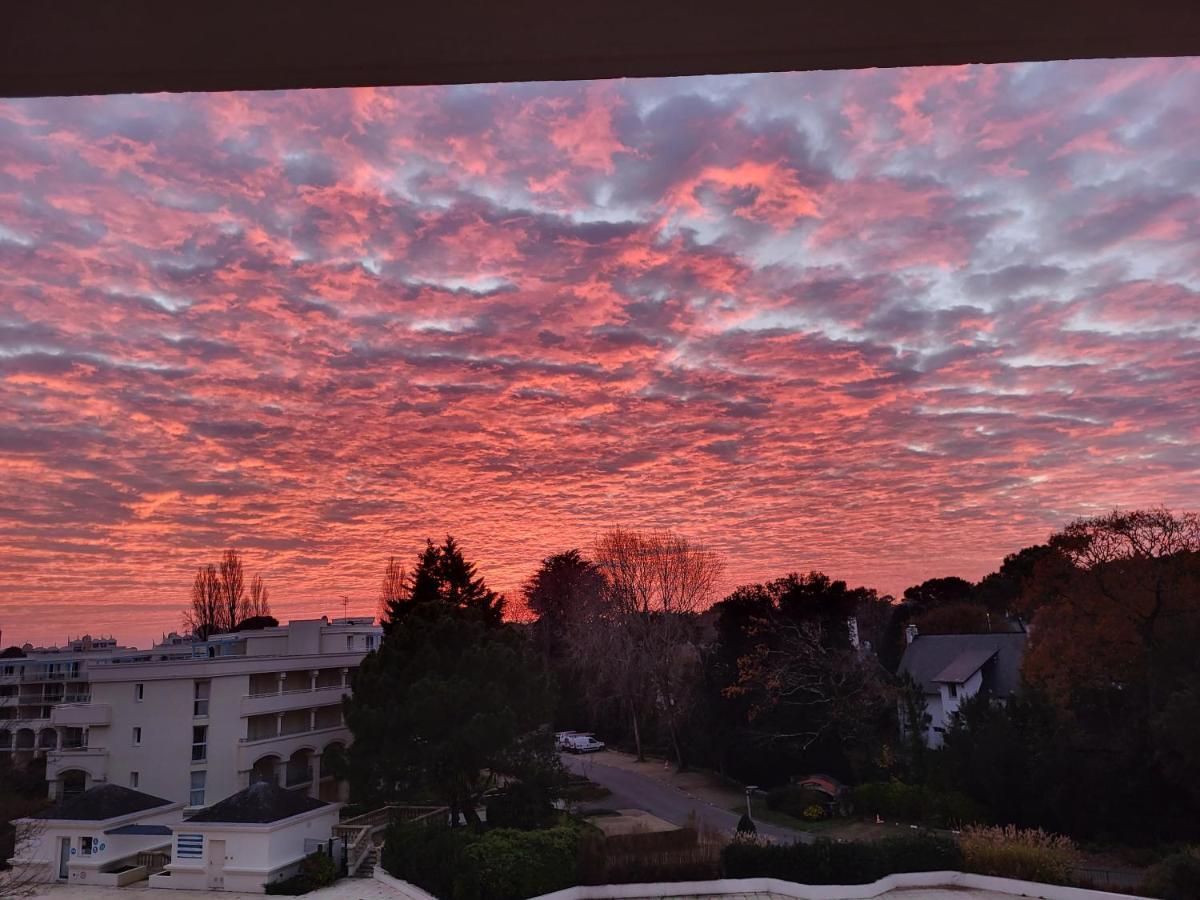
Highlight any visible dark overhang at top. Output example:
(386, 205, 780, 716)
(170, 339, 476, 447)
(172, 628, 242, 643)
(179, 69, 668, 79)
(4, 0, 1200, 100)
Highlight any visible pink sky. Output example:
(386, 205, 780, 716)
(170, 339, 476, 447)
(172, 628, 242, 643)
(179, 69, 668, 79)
(1, 59, 1199, 647)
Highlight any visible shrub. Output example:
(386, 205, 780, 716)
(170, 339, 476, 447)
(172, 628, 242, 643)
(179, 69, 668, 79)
(959, 825, 1077, 885)
(381, 821, 480, 900)
(486, 781, 556, 830)
(456, 823, 582, 900)
(852, 780, 984, 828)
(263, 850, 339, 895)
(722, 833, 963, 884)
(767, 785, 833, 819)
(1142, 848, 1200, 900)
(383, 818, 583, 900)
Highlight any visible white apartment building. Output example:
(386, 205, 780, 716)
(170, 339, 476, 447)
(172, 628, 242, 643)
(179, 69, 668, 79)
(0, 635, 139, 760)
(41, 617, 381, 811)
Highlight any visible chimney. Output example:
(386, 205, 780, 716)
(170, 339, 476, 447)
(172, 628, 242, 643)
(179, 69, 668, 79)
(846, 616, 860, 651)
(905, 623, 919, 645)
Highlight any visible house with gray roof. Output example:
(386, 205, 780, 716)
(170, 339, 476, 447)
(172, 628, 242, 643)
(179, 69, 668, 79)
(897, 628, 1027, 748)
(9, 783, 182, 886)
(151, 780, 340, 892)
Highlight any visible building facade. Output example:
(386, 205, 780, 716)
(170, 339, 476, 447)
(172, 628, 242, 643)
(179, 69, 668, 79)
(0, 635, 138, 762)
(40, 617, 380, 810)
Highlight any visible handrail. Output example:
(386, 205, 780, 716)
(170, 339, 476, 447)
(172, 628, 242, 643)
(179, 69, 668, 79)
(244, 684, 348, 700)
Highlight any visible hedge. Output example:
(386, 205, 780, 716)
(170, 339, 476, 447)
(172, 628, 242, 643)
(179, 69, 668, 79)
(851, 780, 985, 828)
(722, 833, 964, 884)
(1142, 848, 1200, 900)
(381, 819, 583, 900)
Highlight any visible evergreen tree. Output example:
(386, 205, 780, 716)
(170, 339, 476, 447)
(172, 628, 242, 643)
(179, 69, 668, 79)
(345, 536, 552, 827)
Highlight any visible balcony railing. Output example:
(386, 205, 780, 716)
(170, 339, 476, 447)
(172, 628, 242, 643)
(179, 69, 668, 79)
(245, 683, 348, 701)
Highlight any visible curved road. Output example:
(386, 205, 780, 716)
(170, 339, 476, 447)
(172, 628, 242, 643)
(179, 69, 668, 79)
(561, 752, 811, 845)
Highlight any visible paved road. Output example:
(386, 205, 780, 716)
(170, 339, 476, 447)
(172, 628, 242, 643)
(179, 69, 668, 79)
(561, 752, 811, 845)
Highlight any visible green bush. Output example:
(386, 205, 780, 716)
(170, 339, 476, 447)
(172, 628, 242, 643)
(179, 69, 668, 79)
(456, 823, 582, 900)
(767, 786, 832, 819)
(263, 849, 340, 895)
(381, 821, 481, 900)
(852, 780, 984, 827)
(959, 825, 1077, 885)
(486, 781, 556, 830)
(722, 833, 963, 884)
(1142, 848, 1200, 900)
(382, 819, 583, 900)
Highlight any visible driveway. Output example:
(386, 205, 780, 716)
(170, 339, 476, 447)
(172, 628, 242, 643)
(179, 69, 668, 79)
(561, 751, 811, 845)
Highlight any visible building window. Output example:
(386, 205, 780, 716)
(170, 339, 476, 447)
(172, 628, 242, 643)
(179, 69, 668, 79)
(193, 680, 210, 717)
(948, 683, 958, 699)
(80, 836, 96, 855)
(366, 635, 376, 650)
(189, 771, 205, 807)
(191, 725, 207, 762)
(135, 683, 144, 702)
(132, 726, 142, 746)
(130, 771, 139, 788)
(346, 635, 354, 650)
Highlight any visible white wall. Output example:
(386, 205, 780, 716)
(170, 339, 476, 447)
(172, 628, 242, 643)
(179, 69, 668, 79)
(162, 805, 339, 893)
(87, 669, 249, 808)
(9, 805, 180, 886)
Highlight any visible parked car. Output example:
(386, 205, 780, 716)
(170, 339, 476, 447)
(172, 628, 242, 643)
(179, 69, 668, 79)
(562, 734, 605, 753)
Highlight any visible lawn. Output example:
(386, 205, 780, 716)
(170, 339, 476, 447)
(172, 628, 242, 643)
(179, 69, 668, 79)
(732, 797, 915, 842)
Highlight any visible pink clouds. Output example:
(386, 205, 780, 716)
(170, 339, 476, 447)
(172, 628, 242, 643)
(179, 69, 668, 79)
(1, 59, 1199, 647)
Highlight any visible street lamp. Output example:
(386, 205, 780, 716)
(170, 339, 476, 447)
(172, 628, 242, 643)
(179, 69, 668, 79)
(744, 784, 758, 822)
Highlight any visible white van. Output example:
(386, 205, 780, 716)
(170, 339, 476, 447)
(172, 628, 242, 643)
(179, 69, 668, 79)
(562, 734, 605, 753)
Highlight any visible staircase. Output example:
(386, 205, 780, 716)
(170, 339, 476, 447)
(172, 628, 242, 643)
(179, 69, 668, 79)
(351, 842, 380, 878)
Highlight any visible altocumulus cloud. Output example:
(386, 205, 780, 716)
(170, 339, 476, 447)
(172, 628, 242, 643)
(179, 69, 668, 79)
(1, 59, 1199, 643)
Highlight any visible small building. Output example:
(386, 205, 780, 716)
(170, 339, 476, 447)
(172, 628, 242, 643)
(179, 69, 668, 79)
(151, 780, 340, 892)
(897, 630, 1027, 748)
(8, 783, 181, 886)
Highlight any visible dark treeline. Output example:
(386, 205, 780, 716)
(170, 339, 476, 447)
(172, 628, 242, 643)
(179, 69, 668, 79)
(344, 509, 1200, 848)
(522, 509, 1200, 846)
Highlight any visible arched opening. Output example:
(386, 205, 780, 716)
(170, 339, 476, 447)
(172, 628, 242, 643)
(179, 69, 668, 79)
(59, 769, 87, 799)
(250, 754, 281, 785)
(284, 749, 311, 788)
(0, 728, 11, 750)
(14, 727, 35, 750)
(38, 728, 58, 750)
(319, 741, 348, 803)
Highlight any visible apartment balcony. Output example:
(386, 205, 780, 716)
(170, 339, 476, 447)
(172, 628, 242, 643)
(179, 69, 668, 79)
(50, 702, 111, 727)
(46, 747, 109, 781)
(240, 683, 348, 717)
(235, 724, 347, 770)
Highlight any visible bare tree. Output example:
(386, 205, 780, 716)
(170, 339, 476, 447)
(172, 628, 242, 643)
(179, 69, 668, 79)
(218, 548, 248, 632)
(248, 573, 271, 618)
(377, 556, 407, 624)
(591, 528, 724, 767)
(183, 564, 223, 639)
(0, 817, 47, 898)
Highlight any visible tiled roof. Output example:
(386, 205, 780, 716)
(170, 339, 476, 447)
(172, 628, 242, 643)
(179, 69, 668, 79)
(898, 632, 1027, 697)
(38, 784, 172, 822)
(186, 780, 328, 824)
